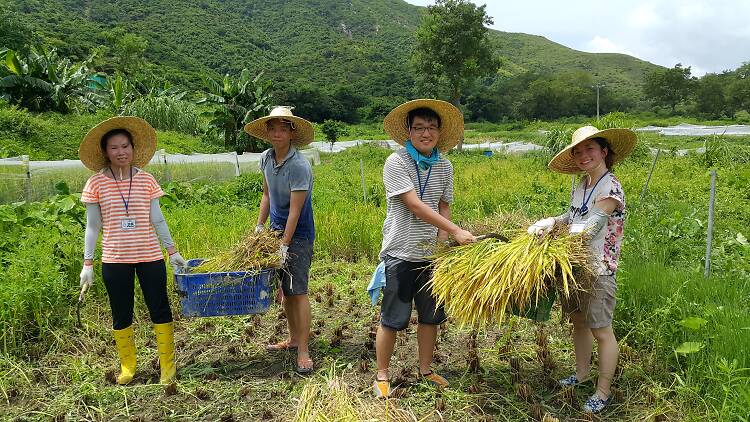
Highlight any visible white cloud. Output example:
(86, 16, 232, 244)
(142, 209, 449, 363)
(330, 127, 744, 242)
(585, 36, 634, 56)
(628, 3, 661, 29)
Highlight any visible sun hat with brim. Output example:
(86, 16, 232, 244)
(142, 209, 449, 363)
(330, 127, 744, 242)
(383, 99, 464, 153)
(548, 125, 637, 174)
(244, 106, 315, 146)
(78, 116, 157, 172)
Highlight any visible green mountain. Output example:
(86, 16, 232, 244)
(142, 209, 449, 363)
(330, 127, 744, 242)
(7, 0, 659, 100)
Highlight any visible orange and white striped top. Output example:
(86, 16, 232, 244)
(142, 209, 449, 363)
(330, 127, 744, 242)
(81, 169, 165, 263)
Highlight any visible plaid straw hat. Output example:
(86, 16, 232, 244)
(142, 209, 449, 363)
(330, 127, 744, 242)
(244, 106, 315, 146)
(78, 116, 157, 172)
(548, 125, 637, 174)
(383, 99, 464, 153)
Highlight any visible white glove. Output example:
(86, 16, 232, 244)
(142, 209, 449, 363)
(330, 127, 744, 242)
(527, 217, 556, 236)
(169, 252, 188, 273)
(254, 224, 265, 234)
(278, 244, 289, 266)
(80, 264, 94, 290)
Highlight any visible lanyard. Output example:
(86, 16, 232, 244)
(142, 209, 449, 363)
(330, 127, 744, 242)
(414, 162, 432, 200)
(110, 166, 133, 215)
(579, 171, 609, 216)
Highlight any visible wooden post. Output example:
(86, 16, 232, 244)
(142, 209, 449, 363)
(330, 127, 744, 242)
(162, 150, 172, 183)
(639, 149, 661, 204)
(22, 155, 31, 202)
(704, 170, 717, 278)
(360, 158, 367, 204)
(233, 151, 241, 177)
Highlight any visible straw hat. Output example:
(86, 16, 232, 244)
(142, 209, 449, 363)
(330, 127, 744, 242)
(548, 125, 637, 174)
(78, 116, 157, 172)
(383, 99, 464, 153)
(244, 106, 315, 146)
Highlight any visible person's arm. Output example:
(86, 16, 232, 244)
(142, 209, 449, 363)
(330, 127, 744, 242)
(150, 198, 176, 255)
(437, 199, 451, 241)
(83, 203, 102, 266)
(400, 190, 473, 244)
(256, 179, 270, 230)
(282, 190, 306, 245)
(582, 197, 619, 237)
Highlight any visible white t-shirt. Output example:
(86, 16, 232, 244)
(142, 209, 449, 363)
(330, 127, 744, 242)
(379, 149, 454, 262)
(566, 172, 626, 276)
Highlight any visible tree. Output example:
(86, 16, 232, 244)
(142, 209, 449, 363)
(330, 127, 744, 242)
(319, 119, 348, 151)
(197, 69, 273, 153)
(411, 0, 496, 147)
(0, 46, 94, 113)
(693, 73, 727, 118)
(644, 63, 695, 113)
(0, 8, 36, 53)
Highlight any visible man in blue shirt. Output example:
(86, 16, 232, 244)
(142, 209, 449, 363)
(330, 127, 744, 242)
(245, 106, 315, 374)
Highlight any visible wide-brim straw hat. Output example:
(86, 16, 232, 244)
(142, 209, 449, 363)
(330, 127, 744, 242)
(383, 99, 464, 153)
(78, 116, 157, 172)
(548, 125, 637, 174)
(244, 106, 315, 146)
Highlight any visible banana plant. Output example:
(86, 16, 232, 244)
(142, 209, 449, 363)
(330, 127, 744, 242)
(197, 69, 273, 152)
(0, 46, 94, 113)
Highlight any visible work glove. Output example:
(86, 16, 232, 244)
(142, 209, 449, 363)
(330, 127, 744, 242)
(169, 251, 188, 273)
(254, 224, 265, 234)
(527, 217, 556, 236)
(80, 264, 94, 291)
(278, 244, 289, 266)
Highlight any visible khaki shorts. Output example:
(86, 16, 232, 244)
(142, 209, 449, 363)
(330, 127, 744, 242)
(561, 275, 616, 329)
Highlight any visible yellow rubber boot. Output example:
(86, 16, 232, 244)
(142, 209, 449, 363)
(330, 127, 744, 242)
(153, 322, 176, 384)
(113, 326, 136, 385)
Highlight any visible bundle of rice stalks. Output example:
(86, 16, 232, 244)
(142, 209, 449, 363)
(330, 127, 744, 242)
(195, 230, 282, 272)
(429, 226, 594, 327)
(293, 367, 416, 422)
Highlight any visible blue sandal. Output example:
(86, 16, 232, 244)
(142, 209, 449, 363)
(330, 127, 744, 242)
(583, 393, 611, 413)
(558, 375, 579, 387)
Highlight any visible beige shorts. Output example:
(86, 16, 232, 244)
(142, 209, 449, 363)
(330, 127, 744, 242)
(561, 275, 617, 329)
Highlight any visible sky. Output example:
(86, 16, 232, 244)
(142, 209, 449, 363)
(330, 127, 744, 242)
(404, 0, 750, 76)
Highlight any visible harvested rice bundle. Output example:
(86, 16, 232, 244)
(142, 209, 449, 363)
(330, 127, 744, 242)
(429, 226, 594, 327)
(195, 230, 282, 272)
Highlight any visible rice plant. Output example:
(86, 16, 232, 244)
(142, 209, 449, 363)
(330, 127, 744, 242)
(429, 228, 594, 327)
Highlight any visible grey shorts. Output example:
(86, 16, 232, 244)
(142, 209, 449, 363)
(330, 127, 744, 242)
(561, 275, 617, 329)
(380, 255, 447, 331)
(278, 237, 314, 296)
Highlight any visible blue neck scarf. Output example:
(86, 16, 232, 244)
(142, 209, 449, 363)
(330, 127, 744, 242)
(405, 140, 440, 170)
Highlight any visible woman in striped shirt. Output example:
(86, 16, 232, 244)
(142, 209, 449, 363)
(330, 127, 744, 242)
(78, 117, 186, 385)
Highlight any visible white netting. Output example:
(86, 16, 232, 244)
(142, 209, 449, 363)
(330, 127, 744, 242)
(0, 149, 321, 204)
(636, 123, 750, 136)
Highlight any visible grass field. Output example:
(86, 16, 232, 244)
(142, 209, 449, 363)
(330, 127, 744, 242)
(1, 145, 748, 421)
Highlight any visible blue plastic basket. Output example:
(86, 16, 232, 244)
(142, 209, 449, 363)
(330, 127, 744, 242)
(174, 259, 274, 317)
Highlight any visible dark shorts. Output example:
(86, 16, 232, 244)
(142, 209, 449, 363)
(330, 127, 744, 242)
(278, 237, 314, 296)
(380, 255, 447, 331)
(561, 274, 617, 329)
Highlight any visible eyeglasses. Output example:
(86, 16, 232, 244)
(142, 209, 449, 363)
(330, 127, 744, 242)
(410, 126, 440, 135)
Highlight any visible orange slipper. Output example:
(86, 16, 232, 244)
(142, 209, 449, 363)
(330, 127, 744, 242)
(420, 370, 449, 388)
(373, 379, 391, 398)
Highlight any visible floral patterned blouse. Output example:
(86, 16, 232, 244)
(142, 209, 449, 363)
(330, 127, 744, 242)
(566, 172, 625, 276)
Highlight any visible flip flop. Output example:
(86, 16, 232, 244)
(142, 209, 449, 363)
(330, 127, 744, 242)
(296, 353, 314, 375)
(265, 340, 298, 352)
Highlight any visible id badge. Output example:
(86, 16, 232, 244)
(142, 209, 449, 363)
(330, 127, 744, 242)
(569, 222, 586, 234)
(121, 218, 136, 230)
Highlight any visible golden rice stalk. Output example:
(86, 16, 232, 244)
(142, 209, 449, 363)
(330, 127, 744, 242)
(293, 367, 416, 422)
(195, 230, 282, 272)
(429, 227, 594, 327)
